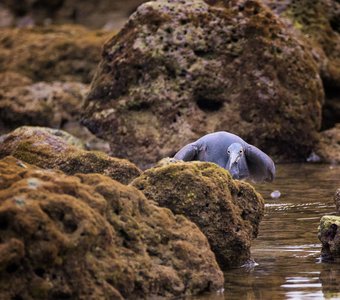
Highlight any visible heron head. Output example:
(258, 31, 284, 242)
(226, 143, 249, 179)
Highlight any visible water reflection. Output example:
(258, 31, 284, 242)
(189, 164, 340, 300)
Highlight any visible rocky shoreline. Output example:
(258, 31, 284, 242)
(0, 0, 339, 298)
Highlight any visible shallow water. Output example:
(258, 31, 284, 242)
(190, 163, 340, 300)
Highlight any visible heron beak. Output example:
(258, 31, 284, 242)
(228, 152, 241, 170)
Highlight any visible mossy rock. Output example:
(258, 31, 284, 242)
(0, 156, 223, 299)
(0, 25, 110, 83)
(0, 126, 141, 184)
(132, 161, 265, 269)
(318, 215, 340, 260)
(82, 0, 324, 167)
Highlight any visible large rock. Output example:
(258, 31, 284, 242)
(0, 126, 141, 185)
(0, 156, 223, 299)
(0, 25, 110, 83)
(263, 0, 340, 130)
(319, 216, 340, 260)
(132, 161, 265, 269)
(82, 0, 324, 168)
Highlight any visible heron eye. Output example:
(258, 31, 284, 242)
(239, 150, 243, 154)
(227, 150, 230, 154)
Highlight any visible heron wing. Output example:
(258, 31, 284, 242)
(245, 144, 275, 182)
(173, 143, 199, 161)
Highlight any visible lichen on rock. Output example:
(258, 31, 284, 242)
(0, 126, 141, 185)
(0, 156, 224, 299)
(82, 0, 324, 168)
(132, 161, 265, 269)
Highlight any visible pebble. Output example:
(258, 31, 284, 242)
(270, 190, 281, 199)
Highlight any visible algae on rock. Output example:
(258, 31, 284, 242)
(0, 156, 224, 299)
(82, 0, 324, 168)
(132, 161, 265, 269)
(0, 126, 141, 185)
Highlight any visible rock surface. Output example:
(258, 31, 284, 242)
(2, 0, 146, 30)
(0, 126, 141, 185)
(316, 124, 340, 163)
(319, 216, 340, 260)
(0, 156, 224, 299)
(132, 161, 265, 269)
(335, 188, 340, 214)
(263, 0, 340, 130)
(0, 79, 87, 133)
(0, 25, 110, 83)
(82, 0, 324, 168)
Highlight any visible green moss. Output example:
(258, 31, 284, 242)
(319, 216, 340, 232)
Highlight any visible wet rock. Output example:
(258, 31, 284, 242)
(335, 188, 340, 214)
(82, 0, 324, 168)
(316, 124, 340, 163)
(0, 156, 224, 299)
(0, 126, 141, 184)
(0, 80, 87, 134)
(132, 161, 265, 269)
(263, 0, 340, 130)
(319, 216, 340, 260)
(0, 4, 14, 28)
(0, 25, 110, 83)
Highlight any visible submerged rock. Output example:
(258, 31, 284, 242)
(0, 126, 141, 184)
(319, 216, 340, 260)
(0, 25, 110, 83)
(82, 0, 324, 168)
(0, 156, 223, 299)
(132, 161, 265, 269)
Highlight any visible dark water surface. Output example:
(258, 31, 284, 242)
(190, 163, 340, 300)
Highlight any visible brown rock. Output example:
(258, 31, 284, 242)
(318, 216, 340, 260)
(132, 161, 265, 269)
(0, 156, 224, 299)
(0, 126, 141, 184)
(263, 0, 340, 130)
(0, 80, 87, 133)
(0, 25, 110, 83)
(82, 0, 324, 168)
(2, 0, 146, 30)
(316, 124, 340, 163)
(335, 188, 340, 213)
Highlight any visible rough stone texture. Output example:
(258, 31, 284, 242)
(0, 25, 110, 83)
(2, 0, 146, 30)
(263, 0, 340, 130)
(0, 156, 224, 299)
(319, 216, 340, 260)
(132, 161, 265, 269)
(0, 4, 14, 28)
(82, 0, 324, 168)
(335, 188, 340, 214)
(0, 80, 87, 134)
(0, 126, 141, 185)
(316, 124, 340, 163)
